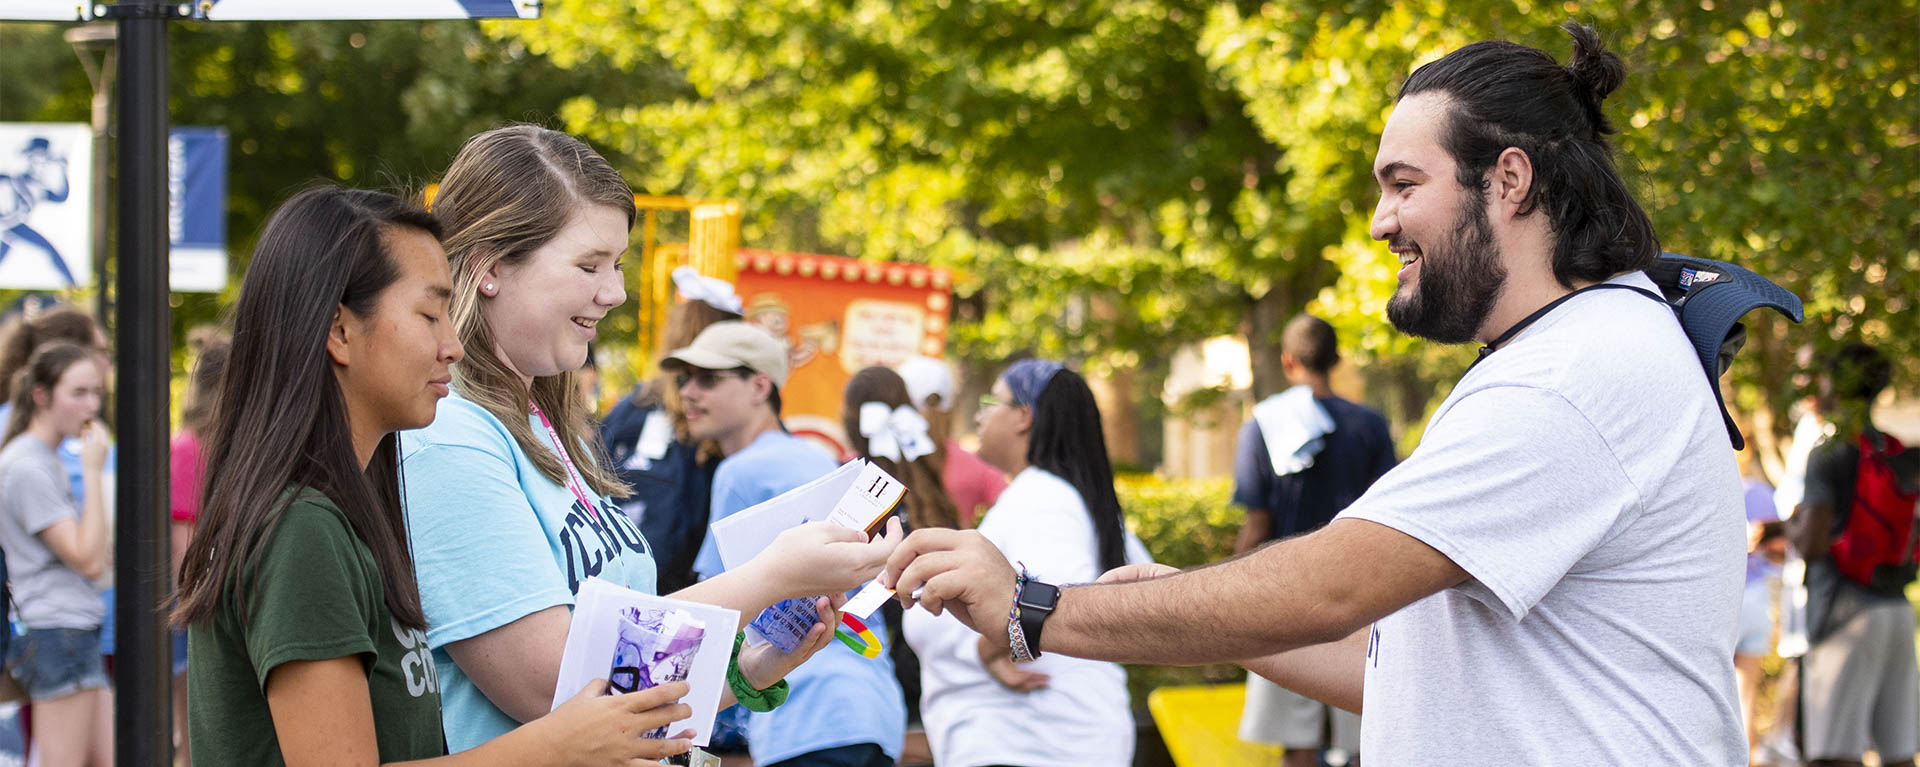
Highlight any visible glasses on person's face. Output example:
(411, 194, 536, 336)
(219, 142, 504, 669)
(676, 367, 753, 391)
(978, 394, 1007, 412)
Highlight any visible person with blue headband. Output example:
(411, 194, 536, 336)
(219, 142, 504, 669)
(903, 358, 1150, 767)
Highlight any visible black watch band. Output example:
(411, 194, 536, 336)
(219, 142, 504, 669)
(1016, 580, 1060, 658)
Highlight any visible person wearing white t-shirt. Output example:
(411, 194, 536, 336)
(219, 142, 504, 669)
(879, 23, 1747, 766)
(905, 359, 1149, 767)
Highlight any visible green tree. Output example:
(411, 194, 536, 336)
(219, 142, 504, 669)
(1211, 0, 1918, 466)
(0, 18, 676, 363)
(505, 0, 1369, 436)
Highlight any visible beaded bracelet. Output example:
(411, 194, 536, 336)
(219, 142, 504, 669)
(1008, 563, 1036, 663)
(726, 631, 791, 712)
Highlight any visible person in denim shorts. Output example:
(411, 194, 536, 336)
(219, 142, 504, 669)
(0, 341, 113, 766)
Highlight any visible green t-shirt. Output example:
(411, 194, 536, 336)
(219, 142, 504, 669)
(187, 490, 446, 765)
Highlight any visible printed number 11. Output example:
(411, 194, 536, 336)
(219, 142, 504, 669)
(867, 477, 890, 497)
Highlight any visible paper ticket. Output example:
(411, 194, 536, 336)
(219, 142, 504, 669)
(717, 459, 907, 650)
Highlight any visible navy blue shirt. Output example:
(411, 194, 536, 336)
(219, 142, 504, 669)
(600, 387, 716, 595)
(1232, 395, 1397, 541)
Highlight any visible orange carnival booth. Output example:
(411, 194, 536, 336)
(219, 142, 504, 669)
(626, 196, 953, 459)
(732, 250, 953, 459)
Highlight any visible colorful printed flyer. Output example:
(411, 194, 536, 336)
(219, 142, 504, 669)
(553, 578, 739, 746)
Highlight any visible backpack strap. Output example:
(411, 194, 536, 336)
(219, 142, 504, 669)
(1466, 283, 1664, 373)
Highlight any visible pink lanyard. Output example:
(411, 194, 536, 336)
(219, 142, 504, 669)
(531, 401, 601, 523)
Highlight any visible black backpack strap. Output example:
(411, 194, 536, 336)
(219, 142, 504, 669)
(1467, 283, 1664, 372)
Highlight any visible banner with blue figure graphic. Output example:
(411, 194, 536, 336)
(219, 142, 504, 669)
(0, 123, 230, 291)
(170, 127, 228, 292)
(0, 123, 92, 290)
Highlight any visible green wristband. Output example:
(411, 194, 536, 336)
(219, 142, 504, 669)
(726, 631, 790, 712)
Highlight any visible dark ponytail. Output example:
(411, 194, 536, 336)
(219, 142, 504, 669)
(1398, 20, 1657, 288)
(1024, 370, 1128, 573)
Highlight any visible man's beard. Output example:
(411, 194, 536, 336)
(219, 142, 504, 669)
(1385, 192, 1508, 344)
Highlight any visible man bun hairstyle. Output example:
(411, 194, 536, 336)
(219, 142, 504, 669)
(1399, 20, 1657, 288)
(1562, 21, 1626, 136)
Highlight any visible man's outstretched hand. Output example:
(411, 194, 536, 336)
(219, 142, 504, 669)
(880, 528, 1018, 649)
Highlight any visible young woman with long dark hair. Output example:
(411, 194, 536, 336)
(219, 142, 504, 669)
(903, 358, 1150, 767)
(401, 126, 900, 753)
(0, 341, 111, 767)
(175, 186, 695, 766)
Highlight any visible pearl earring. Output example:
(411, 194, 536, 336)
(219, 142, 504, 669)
(484, 283, 494, 292)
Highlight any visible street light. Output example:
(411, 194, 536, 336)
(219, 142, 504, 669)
(64, 21, 116, 333)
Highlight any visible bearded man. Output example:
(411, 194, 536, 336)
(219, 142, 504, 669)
(879, 22, 1746, 766)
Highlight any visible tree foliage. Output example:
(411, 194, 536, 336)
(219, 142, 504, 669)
(0, 18, 670, 354)
(3, 0, 1912, 463)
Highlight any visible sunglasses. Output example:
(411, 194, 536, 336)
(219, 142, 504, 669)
(675, 366, 754, 391)
(978, 394, 1008, 411)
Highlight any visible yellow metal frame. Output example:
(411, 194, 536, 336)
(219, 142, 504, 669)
(634, 195, 741, 372)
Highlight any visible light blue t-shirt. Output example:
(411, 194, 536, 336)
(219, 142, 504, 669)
(401, 392, 657, 753)
(702, 430, 906, 765)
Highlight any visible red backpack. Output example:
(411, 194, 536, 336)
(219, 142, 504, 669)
(1829, 433, 1920, 593)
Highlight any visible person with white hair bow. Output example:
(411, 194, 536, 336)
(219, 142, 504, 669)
(895, 356, 1006, 526)
(842, 366, 967, 734)
(859, 402, 936, 464)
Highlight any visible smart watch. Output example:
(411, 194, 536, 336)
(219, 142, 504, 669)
(1015, 580, 1060, 658)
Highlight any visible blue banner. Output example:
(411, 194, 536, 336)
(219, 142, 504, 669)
(169, 126, 228, 292)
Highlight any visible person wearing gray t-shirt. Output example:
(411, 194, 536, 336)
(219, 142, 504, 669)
(0, 434, 107, 632)
(0, 341, 112, 767)
(877, 23, 1750, 766)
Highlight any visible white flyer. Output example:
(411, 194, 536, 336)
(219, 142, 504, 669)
(709, 459, 906, 641)
(710, 459, 905, 571)
(552, 578, 739, 746)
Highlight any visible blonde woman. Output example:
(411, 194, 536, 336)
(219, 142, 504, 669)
(401, 126, 901, 751)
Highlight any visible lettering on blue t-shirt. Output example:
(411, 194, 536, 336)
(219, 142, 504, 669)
(560, 498, 651, 592)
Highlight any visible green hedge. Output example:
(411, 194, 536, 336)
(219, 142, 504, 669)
(1115, 474, 1250, 703)
(1117, 473, 1241, 570)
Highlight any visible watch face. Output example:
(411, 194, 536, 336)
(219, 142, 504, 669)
(1020, 581, 1059, 610)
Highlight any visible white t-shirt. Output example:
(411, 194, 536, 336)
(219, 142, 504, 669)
(904, 467, 1151, 767)
(1338, 272, 1746, 765)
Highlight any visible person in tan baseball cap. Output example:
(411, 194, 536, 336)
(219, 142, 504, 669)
(661, 321, 793, 456)
(667, 330, 908, 766)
